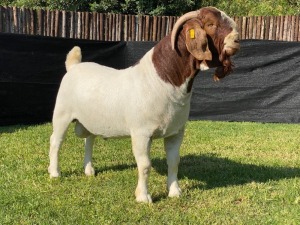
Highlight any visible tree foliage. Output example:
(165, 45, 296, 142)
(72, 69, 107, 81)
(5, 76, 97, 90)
(0, 0, 299, 16)
(217, 0, 300, 16)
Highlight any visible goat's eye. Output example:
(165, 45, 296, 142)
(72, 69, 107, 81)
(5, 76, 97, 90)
(207, 24, 214, 27)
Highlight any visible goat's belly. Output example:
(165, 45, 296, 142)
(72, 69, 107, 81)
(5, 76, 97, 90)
(74, 103, 189, 139)
(76, 115, 130, 138)
(74, 109, 130, 138)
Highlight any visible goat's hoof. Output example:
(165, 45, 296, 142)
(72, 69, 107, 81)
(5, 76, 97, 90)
(85, 166, 95, 176)
(48, 166, 60, 178)
(136, 193, 153, 203)
(49, 170, 61, 178)
(168, 187, 182, 198)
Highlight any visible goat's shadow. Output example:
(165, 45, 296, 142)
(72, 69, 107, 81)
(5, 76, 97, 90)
(153, 154, 300, 190)
(95, 153, 300, 191)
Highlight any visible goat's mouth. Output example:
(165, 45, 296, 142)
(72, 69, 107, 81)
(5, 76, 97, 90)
(223, 31, 240, 56)
(224, 40, 240, 55)
(214, 46, 239, 81)
(213, 65, 231, 81)
(223, 46, 239, 57)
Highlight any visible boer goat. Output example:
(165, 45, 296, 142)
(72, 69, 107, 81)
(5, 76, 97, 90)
(48, 7, 240, 203)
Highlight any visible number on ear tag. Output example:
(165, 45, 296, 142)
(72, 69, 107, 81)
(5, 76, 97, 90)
(190, 29, 195, 39)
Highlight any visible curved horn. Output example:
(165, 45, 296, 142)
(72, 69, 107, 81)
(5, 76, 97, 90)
(171, 10, 200, 50)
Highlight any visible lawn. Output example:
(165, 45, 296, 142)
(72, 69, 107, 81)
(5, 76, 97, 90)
(0, 121, 300, 224)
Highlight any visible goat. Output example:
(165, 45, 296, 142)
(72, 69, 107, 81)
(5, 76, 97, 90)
(48, 6, 240, 203)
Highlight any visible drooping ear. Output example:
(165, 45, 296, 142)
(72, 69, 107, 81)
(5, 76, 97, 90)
(184, 24, 212, 61)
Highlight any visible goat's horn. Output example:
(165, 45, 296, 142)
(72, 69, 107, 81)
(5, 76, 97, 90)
(171, 10, 200, 50)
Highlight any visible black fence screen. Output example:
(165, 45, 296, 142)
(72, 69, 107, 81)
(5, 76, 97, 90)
(1, 33, 300, 125)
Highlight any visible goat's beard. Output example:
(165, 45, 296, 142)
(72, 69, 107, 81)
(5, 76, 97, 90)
(211, 29, 239, 81)
(206, 35, 238, 81)
(213, 48, 234, 81)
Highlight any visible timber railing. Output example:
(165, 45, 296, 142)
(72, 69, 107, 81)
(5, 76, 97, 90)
(0, 6, 299, 42)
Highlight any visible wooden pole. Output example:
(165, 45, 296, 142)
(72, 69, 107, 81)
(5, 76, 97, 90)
(69, 11, 74, 38)
(61, 10, 66, 37)
(0, 6, 3, 32)
(145, 15, 150, 41)
(295, 15, 299, 42)
(99, 13, 104, 40)
(138, 15, 143, 41)
(152, 16, 157, 41)
(123, 14, 127, 41)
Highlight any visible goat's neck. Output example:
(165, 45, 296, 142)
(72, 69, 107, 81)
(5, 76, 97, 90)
(152, 34, 200, 93)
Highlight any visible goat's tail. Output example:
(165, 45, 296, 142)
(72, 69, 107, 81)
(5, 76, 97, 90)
(65, 46, 82, 72)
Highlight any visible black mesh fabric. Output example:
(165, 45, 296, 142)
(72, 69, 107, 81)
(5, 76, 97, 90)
(191, 39, 300, 123)
(1, 33, 300, 125)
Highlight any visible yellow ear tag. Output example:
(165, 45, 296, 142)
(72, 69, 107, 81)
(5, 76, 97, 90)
(190, 29, 195, 39)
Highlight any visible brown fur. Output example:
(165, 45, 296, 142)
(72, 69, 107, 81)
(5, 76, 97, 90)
(152, 33, 196, 90)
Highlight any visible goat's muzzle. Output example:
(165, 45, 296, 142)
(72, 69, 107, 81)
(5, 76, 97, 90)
(213, 32, 239, 81)
(224, 44, 239, 56)
(223, 31, 240, 56)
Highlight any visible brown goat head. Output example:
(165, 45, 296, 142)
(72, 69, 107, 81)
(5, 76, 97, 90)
(171, 7, 240, 80)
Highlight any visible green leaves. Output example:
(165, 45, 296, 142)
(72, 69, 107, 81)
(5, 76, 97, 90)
(1, 0, 298, 15)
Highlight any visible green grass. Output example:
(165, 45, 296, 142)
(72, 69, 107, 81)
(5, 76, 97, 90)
(0, 121, 300, 224)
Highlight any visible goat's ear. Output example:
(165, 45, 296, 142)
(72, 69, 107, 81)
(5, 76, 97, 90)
(185, 26, 212, 61)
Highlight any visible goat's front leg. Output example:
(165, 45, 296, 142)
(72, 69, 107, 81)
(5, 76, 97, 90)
(164, 129, 184, 197)
(84, 135, 96, 176)
(131, 134, 152, 203)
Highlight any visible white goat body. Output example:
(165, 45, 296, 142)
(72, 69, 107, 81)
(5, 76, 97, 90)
(49, 47, 190, 203)
(58, 48, 191, 139)
(48, 7, 239, 203)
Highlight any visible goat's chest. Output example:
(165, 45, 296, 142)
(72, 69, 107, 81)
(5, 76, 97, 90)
(153, 101, 190, 137)
(124, 70, 192, 138)
(142, 92, 192, 138)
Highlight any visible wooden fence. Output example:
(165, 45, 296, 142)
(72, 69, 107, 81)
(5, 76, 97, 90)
(0, 6, 299, 42)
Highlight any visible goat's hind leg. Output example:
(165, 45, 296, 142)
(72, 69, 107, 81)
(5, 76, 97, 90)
(48, 115, 72, 178)
(84, 135, 96, 176)
(74, 121, 95, 176)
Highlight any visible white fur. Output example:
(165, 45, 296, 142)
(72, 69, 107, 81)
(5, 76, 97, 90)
(65, 46, 81, 71)
(200, 61, 209, 71)
(49, 47, 191, 203)
(224, 31, 239, 50)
